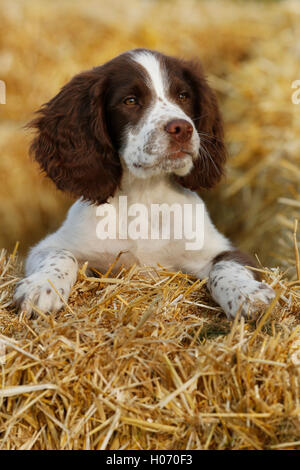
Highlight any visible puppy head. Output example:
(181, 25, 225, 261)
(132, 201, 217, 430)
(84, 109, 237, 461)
(29, 49, 226, 204)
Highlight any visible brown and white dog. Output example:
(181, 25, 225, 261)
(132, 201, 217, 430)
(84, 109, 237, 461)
(14, 49, 275, 318)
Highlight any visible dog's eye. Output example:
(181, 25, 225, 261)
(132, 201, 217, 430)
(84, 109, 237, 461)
(123, 96, 138, 106)
(178, 92, 189, 102)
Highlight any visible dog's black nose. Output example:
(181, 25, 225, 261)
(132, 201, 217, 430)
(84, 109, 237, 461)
(165, 119, 193, 143)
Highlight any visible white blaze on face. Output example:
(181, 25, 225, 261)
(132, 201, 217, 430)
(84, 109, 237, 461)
(133, 51, 167, 99)
(120, 51, 200, 178)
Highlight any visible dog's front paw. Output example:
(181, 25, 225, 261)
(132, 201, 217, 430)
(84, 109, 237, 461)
(13, 272, 72, 315)
(221, 280, 275, 320)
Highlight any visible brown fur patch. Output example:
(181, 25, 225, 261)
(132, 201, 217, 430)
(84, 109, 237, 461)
(213, 249, 261, 281)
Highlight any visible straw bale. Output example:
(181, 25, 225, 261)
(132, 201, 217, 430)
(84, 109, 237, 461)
(0, 246, 299, 449)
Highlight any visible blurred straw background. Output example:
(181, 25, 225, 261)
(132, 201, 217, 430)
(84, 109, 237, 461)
(0, 0, 299, 270)
(0, 0, 300, 450)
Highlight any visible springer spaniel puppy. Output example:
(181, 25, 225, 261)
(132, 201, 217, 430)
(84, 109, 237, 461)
(14, 49, 275, 318)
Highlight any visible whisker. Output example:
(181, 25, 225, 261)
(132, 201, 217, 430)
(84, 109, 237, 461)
(192, 113, 210, 122)
(199, 142, 220, 174)
(197, 131, 224, 144)
(197, 135, 221, 154)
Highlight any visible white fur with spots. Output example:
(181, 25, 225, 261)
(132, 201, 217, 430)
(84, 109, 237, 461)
(208, 261, 275, 319)
(14, 249, 78, 315)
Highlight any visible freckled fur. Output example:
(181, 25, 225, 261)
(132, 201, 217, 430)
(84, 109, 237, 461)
(14, 49, 275, 317)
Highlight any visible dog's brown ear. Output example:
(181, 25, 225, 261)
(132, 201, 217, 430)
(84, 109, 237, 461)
(175, 61, 226, 191)
(28, 68, 122, 204)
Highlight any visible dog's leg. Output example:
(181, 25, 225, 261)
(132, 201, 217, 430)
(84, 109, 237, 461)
(14, 244, 78, 315)
(207, 250, 275, 319)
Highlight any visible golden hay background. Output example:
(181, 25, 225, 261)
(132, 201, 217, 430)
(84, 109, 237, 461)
(0, 0, 300, 451)
(0, 0, 299, 269)
(1, 249, 300, 450)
